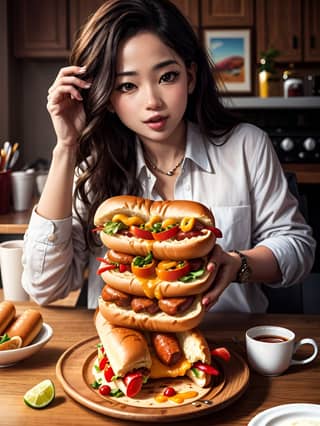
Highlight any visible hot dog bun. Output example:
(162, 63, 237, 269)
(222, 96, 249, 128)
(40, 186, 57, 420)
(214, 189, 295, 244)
(98, 294, 205, 332)
(95, 311, 152, 377)
(177, 329, 212, 387)
(0, 301, 16, 334)
(95, 313, 212, 389)
(99, 259, 213, 298)
(5, 309, 43, 347)
(94, 196, 216, 260)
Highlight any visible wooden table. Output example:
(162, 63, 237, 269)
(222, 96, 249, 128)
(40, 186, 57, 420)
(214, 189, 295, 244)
(0, 302, 319, 425)
(0, 203, 34, 234)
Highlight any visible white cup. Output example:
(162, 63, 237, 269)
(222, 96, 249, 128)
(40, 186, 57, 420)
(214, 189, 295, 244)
(0, 240, 29, 301)
(11, 170, 35, 211)
(246, 325, 318, 376)
(35, 172, 48, 196)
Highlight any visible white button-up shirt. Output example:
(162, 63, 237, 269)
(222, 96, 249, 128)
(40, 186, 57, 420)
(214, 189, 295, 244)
(22, 122, 316, 311)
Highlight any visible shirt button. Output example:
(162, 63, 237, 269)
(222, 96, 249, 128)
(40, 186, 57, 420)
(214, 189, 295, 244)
(48, 233, 56, 242)
(185, 184, 191, 191)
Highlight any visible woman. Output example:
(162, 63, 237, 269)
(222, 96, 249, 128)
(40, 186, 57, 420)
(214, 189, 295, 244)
(22, 0, 315, 311)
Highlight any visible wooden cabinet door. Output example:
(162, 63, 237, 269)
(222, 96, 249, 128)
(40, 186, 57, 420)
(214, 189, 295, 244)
(69, 0, 105, 45)
(256, 0, 302, 62)
(171, 0, 199, 27)
(201, 0, 253, 27)
(13, 0, 69, 58)
(304, 0, 320, 61)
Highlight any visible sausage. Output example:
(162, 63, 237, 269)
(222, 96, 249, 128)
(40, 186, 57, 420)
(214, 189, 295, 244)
(6, 309, 43, 347)
(106, 250, 134, 265)
(158, 296, 194, 316)
(101, 284, 132, 307)
(131, 297, 159, 314)
(151, 332, 182, 366)
(0, 301, 16, 335)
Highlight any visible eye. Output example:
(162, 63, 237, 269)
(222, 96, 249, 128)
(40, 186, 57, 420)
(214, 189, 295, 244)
(115, 82, 136, 93)
(159, 71, 180, 83)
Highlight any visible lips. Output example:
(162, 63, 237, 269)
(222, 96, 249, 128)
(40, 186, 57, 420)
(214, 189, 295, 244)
(144, 115, 168, 131)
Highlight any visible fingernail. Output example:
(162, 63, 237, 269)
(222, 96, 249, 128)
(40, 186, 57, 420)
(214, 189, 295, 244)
(83, 82, 91, 88)
(207, 262, 214, 272)
(79, 66, 87, 73)
(202, 297, 209, 306)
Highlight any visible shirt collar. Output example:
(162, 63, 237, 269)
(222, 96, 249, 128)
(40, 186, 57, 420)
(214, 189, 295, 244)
(135, 121, 214, 178)
(185, 121, 214, 173)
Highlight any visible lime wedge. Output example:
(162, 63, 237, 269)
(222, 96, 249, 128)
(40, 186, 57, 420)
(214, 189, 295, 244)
(23, 379, 55, 409)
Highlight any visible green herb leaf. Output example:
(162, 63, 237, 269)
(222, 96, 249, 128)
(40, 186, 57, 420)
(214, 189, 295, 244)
(0, 334, 10, 344)
(103, 221, 127, 235)
(133, 252, 153, 267)
(110, 389, 124, 397)
(180, 269, 204, 282)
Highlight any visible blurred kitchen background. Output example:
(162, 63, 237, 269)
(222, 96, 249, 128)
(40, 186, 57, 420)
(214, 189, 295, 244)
(0, 0, 319, 312)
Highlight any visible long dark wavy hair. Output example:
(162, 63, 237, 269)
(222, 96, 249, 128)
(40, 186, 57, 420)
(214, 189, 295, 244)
(70, 0, 239, 251)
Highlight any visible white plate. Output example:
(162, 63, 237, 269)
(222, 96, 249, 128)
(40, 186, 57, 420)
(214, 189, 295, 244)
(248, 404, 320, 426)
(0, 323, 53, 367)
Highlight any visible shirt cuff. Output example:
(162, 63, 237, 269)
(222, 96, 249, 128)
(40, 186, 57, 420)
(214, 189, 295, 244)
(27, 206, 73, 245)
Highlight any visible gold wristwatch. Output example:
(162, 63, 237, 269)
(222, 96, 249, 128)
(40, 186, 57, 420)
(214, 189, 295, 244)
(231, 250, 252, 283)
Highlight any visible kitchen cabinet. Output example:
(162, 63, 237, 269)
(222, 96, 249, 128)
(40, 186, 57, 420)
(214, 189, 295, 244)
(12, 0, 104, 58)
(256, 0, 320, 62)
(201, 0, 254, 27)
(13, 0, 69, 58)
(304, 0, 320, 61)
(171, 0, 199, 28)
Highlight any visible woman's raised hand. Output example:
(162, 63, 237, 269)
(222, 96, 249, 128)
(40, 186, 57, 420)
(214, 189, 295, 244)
(47, 66, 91, 147)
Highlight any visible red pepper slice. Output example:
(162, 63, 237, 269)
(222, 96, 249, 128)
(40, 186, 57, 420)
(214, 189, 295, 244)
(152, 226, 179, 241)
(92, 226, 103, 233)
(99, 357, 108, 371)
(123, 372, 143, 398)
(156, 260, 191, 281)
(206, 226, 223, 238)
(130, 226, 154, 240)
(210, 347, 231, 362)
(104, 366, 115, 382)
(99, 385, 111, 396)
(96, 257, 110, 264)
(97, 264, 117, 275)
(193, 361, 219, 376)
(119, 263, 130, 273)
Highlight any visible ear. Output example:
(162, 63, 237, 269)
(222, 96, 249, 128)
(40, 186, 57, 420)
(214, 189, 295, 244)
(187, 62, 197, 94)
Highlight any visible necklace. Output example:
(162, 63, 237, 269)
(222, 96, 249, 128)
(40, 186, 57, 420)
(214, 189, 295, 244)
(145, 154, 184, 176)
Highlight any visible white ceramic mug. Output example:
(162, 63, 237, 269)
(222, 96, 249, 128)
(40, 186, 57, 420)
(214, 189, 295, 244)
(246, 325, 318, 376)
(0, 240, 29, 301)
(11, 170, 35, 211)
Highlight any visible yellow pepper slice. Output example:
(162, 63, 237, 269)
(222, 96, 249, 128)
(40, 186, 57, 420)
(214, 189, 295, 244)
(180, 217, 195, 232)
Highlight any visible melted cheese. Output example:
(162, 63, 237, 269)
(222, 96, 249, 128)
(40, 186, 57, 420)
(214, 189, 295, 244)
(137, 276, 162, 299)
(150, 355, 192, 379)
(112, 214, 144, 226)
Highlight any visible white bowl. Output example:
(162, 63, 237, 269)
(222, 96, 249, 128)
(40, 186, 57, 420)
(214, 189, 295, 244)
(0, 323, 53, 367)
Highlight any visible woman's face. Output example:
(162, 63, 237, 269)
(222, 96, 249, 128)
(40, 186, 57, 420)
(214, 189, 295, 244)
(109, 31, 196, 146)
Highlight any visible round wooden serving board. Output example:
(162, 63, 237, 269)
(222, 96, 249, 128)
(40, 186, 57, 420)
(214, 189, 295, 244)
(56, 335, 249, 422)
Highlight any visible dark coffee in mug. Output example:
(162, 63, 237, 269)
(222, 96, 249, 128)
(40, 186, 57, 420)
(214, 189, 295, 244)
(254, 335, 288, 343)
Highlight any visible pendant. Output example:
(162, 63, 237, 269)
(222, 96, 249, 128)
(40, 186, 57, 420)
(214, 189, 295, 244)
(167, 171, 174, 176)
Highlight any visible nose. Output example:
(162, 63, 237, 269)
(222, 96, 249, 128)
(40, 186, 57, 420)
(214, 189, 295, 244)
(145, 85, 163, 110)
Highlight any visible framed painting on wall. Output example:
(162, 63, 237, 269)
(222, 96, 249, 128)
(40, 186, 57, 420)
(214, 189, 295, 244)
(204, 29, 252, 94)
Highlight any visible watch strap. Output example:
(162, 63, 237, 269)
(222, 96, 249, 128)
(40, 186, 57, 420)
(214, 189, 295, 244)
(230, 250, 252, 283)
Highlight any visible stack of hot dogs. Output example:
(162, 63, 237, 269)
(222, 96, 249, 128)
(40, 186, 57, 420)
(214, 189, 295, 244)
(92, 195, 223, 398)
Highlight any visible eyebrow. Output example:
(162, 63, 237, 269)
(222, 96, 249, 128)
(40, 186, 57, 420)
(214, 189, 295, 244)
(116, 59, 179, 77)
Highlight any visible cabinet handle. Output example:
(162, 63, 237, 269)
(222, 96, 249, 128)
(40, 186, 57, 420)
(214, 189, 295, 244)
(292, 35, 298, 49)
(310, 35, 315, 49)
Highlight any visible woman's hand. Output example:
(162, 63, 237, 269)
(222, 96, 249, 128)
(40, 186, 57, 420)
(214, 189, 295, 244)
(47, 65, 91, 147)
(202, 245, 241, 311)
